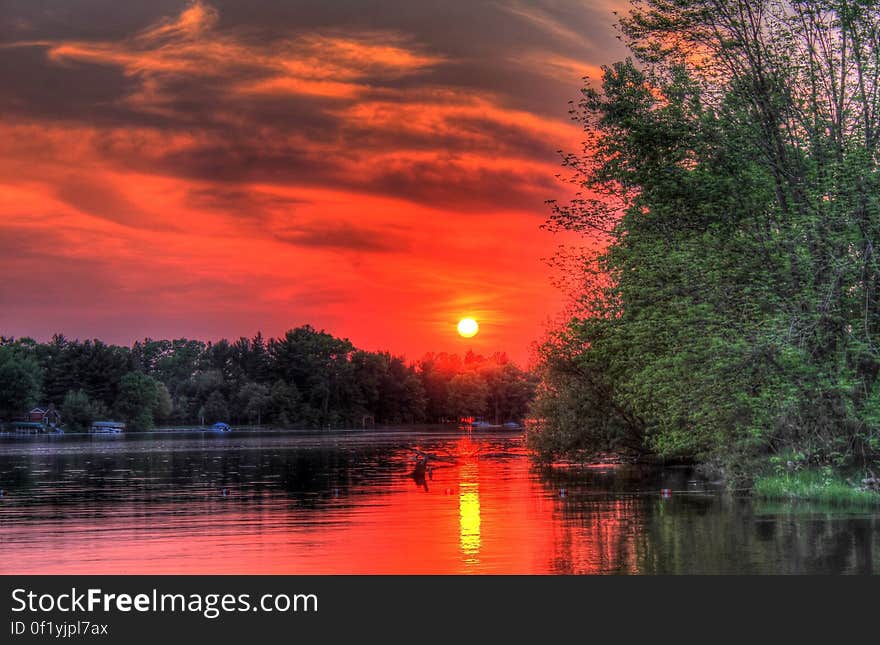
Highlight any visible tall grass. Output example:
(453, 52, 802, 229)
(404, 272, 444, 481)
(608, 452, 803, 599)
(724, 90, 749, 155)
(753, 470, 880, 506)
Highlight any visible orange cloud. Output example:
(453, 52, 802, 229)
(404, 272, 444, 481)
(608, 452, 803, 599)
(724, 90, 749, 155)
(338, 91, 580, 146)
(0, 0, 628, 361)
(33, 1, 442, 110)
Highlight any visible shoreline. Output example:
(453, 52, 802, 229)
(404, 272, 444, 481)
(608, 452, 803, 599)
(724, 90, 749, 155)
(533, 449, 880, 507)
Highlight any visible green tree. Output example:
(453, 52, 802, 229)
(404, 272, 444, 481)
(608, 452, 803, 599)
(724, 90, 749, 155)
(37, 337, 131, 410)
(154, 382, 173, 424)
(200, 391, 229, 425)
(269, 380, 300, 426)
(3, 330, 531, 433)
(114, 372, 160, 431)
(0, 346, 42, 420)
(61, 389, 97, 433)
(237, 382, 270, 425)
(269, 326, 355, 426)
(351, 351, 426, 424)
(446, 372, 489, 419)
(482, 362, 537, 424)
(533, 0, 880, 479)
(417, 355, 452, 422)
(381, 355, 426, 424)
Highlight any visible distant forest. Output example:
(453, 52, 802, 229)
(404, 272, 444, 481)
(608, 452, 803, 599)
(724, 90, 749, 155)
(0, 326, 536, 431)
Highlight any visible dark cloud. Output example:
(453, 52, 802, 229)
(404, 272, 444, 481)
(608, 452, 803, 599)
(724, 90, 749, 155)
(274, 221, 410, 253)
(0, 1, 182, 42)
(0, 45, 134, 122)
(55, 175, 172, 230)
(185, 186, 310, 217)
(363, 161, 559, 213)
(0, 1, 626, 214)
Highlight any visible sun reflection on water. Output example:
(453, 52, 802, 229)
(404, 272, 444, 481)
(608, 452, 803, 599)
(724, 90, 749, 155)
(458, 462, 481, 564)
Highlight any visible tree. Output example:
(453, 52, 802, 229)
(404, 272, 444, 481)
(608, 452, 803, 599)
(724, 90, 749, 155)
(114, 372, 160, 431)
(2, 329, 533, 432)
(532, 0, 880, 478)
(37, 337, 131, 410)
(380, 355, 426, 424)
(351, 351, 426, 424)
(236, 382, 270, 425)
(417, 355, 452, 422)
(269, 326, 355, 426)
(269, 380, 300, 426)
(154, 382, 173, 424)
(446, 372, 489, 419)
(200, 391, 229, 425)
(61, 389, 97, 433)
(482, 362, 537, 424)
(0, 346, 42, 420)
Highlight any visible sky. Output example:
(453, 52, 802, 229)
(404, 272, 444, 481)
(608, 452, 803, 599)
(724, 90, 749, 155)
(0, 0, 627, 363)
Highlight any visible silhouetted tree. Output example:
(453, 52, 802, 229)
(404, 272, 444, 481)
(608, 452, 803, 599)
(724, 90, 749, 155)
(446, 372, 489, 419)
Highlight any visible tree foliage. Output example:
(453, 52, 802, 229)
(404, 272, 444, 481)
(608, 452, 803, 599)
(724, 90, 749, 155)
(446, 372, 490, 419)
(61, 389, 100, 433)
(114, 372, 161, 432)
(1, 328, 535, 430)
(531, 0, 880, 478)
(0, 342, 42, 419)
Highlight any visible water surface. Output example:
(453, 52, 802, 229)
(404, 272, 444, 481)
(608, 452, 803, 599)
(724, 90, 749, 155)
(1, 429, 877, 574)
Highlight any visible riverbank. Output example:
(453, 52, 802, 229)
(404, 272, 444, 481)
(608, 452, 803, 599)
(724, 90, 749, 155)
(532, 444, 880, 506)
(753, 470, 880, 506)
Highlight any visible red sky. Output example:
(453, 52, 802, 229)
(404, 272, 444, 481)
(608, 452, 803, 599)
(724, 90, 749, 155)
(0, 1, 626, 363)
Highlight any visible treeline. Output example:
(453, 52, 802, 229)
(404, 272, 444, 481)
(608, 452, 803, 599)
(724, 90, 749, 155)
(0, 326, 535, 431)
(530, 0, 880, 481)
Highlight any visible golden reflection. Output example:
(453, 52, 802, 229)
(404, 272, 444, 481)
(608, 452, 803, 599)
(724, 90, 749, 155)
(458, 462, 481, 563)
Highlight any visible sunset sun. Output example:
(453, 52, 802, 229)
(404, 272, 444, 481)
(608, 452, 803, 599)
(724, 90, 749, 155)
(457, 318, 479, 338)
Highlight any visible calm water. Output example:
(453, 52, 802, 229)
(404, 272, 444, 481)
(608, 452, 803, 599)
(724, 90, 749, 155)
(0, 428, 877, 574)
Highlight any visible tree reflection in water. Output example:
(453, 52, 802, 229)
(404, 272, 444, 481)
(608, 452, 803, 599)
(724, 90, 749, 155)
(0, 430, 877, 574)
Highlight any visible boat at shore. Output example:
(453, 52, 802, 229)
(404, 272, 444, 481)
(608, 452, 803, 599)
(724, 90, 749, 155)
(464, 419, 524, 431)
(91, 421, 125, 434)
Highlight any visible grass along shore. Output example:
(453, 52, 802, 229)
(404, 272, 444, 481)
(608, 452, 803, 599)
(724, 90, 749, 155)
(753, 469, 880, 506)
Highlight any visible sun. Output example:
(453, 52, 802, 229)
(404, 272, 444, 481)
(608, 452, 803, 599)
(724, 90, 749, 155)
(457, 318, 479, 338)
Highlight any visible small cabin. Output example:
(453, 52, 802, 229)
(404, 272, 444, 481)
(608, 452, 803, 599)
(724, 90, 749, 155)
(90, 421, 125, 434)
(27, 406, 61, 427)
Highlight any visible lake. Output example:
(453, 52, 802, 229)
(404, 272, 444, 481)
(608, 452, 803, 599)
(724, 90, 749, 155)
(0, 428, 877, 574)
